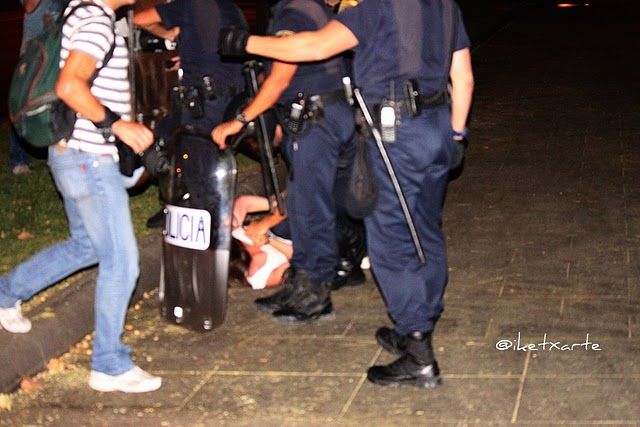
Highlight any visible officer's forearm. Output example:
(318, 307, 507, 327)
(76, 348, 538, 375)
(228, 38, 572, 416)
(449, 48, 474, 132)
(246, 21, 357, 63)
(450, 83, 473, 132)
(242, 62, 297, 121)
(247, 34, 319, 62)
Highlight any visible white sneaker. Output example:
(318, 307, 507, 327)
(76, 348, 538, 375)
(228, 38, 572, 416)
(12, 164, 31, 175)
(0, 301, 32, 333)
(89, 366, 162, 393)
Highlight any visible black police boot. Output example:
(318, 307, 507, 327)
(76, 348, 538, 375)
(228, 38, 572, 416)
(254, 268, 302, 313)
(272, 272, 335, 325)
(367, 331, 442, 388)
(146, 208, 165, 229)
(375, 326, 407, 356)
(332, 258, 366, 290)
(332, 218, 367, 290)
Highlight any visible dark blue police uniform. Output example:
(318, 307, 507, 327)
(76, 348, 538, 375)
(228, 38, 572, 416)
(271, 0, 354, 284)
(156, 0, 247, 132)
(335, 0, 470, 336)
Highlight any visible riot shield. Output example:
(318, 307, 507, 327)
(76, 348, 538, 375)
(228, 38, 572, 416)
(158, 127, 237, 331)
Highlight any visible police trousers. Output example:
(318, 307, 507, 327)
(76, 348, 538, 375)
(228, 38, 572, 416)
(365, 105, 455, 335)
(283, 101, 356, 283)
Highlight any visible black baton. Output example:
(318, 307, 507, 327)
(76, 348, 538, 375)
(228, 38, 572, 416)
(352, 88, 426, 264)
(242, 61, 286, 215)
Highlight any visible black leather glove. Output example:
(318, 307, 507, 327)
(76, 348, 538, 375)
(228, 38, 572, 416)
(449, 136, 468, 181)
(219, 27, 250, 57)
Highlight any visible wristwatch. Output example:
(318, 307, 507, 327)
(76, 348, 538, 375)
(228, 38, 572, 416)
(235, 112, 249, 125)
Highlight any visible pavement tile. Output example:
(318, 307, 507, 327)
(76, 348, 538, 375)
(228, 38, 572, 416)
(344, 378, 520, 425)
(181, 374, 358, 424)
(207, 336, 377, 373)
(526, 339, 640, 376)
(516, 378, 640, 423)
(431, 339, 526, 377)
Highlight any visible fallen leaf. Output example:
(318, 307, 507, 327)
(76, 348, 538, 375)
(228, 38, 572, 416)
(47, 358, 66, 374)
(0, 394, 12, 411)
(20, 377, 42, 393)
(17, 230, 34, 240)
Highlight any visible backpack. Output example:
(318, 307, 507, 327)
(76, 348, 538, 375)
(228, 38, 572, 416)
(8, 2, 115, 148)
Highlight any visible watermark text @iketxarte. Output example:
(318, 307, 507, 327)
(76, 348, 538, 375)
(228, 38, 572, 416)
(495, 332, 602, 352)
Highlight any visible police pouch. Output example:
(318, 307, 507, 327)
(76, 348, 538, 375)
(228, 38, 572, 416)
(116, 140, 139, 177)
(344, 113, 379, 218)
(184, 86, 205, 119)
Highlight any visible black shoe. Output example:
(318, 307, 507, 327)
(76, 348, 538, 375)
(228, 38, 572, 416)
(254, 269, 300, 313)
(272, 277, 334, 325)
(331, 263, 366, 290)
(375, 326, 407, 356)
(146, 208, 165, 229)
(367, 331, 442, 388)
(273, 301, 335, 325)
(367, 356, 441, 388)
(332, 215, 367, 291)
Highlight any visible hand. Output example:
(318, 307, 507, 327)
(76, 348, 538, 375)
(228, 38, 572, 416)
(245, 222, 269, 246)
(211, 119, 244, 149)
(219, 27, 250, 57)
(232, 201, 249, 228)
(112, 120, 154, 154)
(165, 55, 181, 71)
(168, 27, 180, 42)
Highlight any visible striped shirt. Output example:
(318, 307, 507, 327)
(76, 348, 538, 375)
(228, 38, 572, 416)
(60, 0, 130, 155)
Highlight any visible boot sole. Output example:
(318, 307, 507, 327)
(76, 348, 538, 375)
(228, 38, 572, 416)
(273, 311, 336, 326)
(367, 375, 442, 389)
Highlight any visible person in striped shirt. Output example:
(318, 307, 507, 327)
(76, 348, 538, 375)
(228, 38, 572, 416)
(0, 0, 162, 393)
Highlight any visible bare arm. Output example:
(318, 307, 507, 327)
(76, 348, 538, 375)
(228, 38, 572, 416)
(449, 48, 474, 133)
(133, 8, 180, 41)
(212, 61, 297, 148)
(56, 51, 153, 153)
(246, 20, 358, 63)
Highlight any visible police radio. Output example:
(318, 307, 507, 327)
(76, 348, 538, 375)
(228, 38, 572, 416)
(380, 103, 396, 143)
(288, 92, 307, 135)
(379, 82, 397, 143)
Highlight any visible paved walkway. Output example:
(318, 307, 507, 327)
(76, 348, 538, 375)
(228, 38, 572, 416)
(2, 1, 639, 425)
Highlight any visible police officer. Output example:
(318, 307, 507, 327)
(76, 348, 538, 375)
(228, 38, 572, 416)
(213, 0, 356, 324)
(219, 0, 474, 388)
(134, 0, 247, 133)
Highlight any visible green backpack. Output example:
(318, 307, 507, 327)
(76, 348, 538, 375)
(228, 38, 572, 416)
(8, 2, 115, 147)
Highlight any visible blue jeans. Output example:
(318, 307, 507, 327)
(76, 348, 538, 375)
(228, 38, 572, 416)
(9, 127, 30, 168)
(0, 146, 139, 375)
